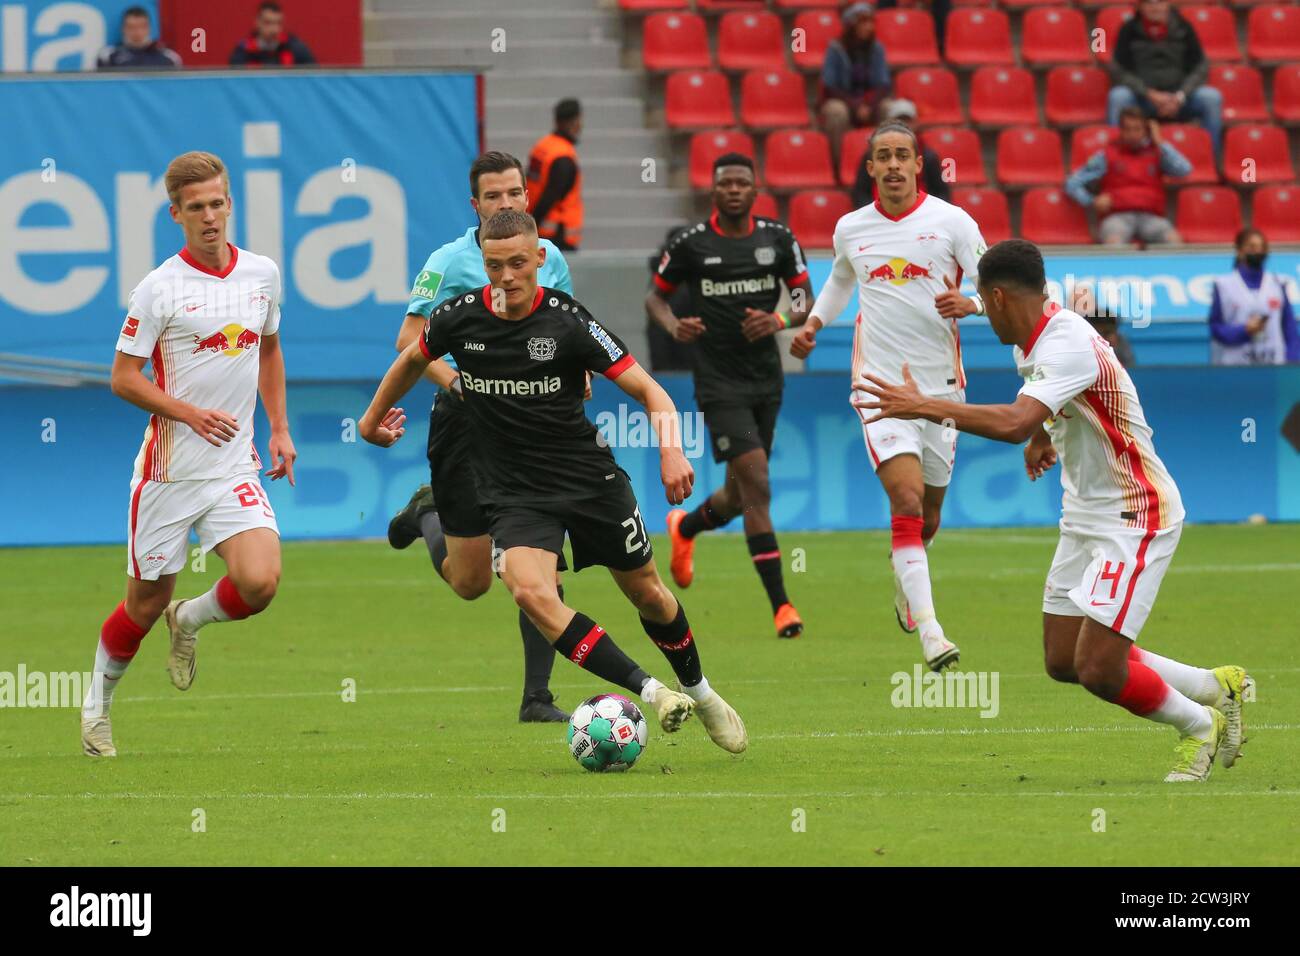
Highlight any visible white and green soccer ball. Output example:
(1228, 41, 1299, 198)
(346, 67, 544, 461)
(567, 694, 648, 772)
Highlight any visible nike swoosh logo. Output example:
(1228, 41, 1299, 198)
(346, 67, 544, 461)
(1090, 600, 1113, 607)
(858, 244, 873, 252)
(186, 305, 202, 312)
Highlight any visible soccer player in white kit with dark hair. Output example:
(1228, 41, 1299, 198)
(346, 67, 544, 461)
(791, 122, 986, 671)
(855, 239, 1253, 782)
(80, 150, 297, 757)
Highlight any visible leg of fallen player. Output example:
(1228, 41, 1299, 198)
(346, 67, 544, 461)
(609, 559, 748, 753)
(498, 545, 695, 735)
(1072, 617, 1226, 782)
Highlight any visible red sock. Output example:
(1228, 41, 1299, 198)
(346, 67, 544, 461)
(1115, 658, 1169, 716)
(215, 576, 257, 620)
(891, 515, 924, 551)
(101, 602, 147, 660)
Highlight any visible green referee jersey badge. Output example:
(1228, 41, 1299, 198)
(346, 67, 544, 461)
(412, 269, 444, 300)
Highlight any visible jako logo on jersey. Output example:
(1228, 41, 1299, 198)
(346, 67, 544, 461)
(700, 275, 776, 297)
(462, 342, 485, 351)
(459, 370, 561, 396)
(865, 259, 933, 285)
(527, 336, 557, 362)
(587, 321, 623, 362)
(703, 256, 722, 265)
(192, 324, 260, 356)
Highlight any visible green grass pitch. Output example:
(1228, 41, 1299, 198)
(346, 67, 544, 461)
(1, 524, 1296, 866)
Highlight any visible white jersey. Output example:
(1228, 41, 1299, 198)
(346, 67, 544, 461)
(1016, 306, 1184, 532)
(823, 192, 986, 395)
(116, 244, 282, 482)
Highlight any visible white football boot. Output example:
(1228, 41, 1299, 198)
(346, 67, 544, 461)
(81, 714, 116, 757)
(645, 682, 694, 733)
(692, 688, 748, 754)
(164, 599, 199, 691)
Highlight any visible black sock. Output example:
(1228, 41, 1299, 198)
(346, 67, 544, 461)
(747, 532, 789, 613)
(640, 602, 703, 688)
(680, 497, 729, 539)
(553, 612, 648, 696)
(421, 511, 448, 580)
(519, 584, 561, 698)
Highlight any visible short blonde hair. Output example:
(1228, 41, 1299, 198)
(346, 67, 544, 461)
(165, 151, 229, 206)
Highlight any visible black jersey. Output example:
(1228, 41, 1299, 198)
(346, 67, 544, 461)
(654, 213, 809, 403)
(420, 285, 634, 503)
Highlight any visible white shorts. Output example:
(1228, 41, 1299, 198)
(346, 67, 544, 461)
(858, 389, 962, 488)
(127, 472, 279, 581)
(1042, 520, 1182, 640)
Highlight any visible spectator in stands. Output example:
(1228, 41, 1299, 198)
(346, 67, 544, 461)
(851, 99, 947, 209)
(527, 99, 583, 252)
(1209, 228, 1300, 366)
(1071, 285, 1136, 368)
(97, 6, 181, 70)
(1065, 109, 1190, 246)
(229, 1, 316, 67)
(819, 2, 892, 168)
(646, 226, 695, 372)
(874, 0, 952, 54)
(1107, 0, 1222, 159)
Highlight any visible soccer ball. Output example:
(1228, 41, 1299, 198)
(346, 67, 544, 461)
(567, 694, 648, 772)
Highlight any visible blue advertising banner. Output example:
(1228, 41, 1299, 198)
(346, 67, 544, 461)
(0, 70, 477, 375)
(0, 1, 159, 71)
(4, 365, 1297, 546)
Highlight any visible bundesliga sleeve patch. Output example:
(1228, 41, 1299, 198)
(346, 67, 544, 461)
(121, 317, 139, 338)
(411, 269, 443, 300)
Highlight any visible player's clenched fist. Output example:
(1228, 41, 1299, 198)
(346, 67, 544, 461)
(186, 407, 239, 446)
(934, 274, 976, 320)
(790, 323, 817, 359)
(660, 448, 695, 506)
(1023, 429, 1058, 481)
(359, 406, 407, 447)
(671, 315, 706, 343)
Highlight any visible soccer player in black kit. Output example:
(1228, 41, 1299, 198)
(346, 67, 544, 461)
(646, 153, 815, 639)
(359, 210, 747, 754)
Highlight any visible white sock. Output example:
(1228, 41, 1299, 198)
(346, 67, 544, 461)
(681, 676, 712, 702)
(1147, 689, 1213, 738)
(176, 586, 233, 633)
(892, 544, 940, 639)
(638, 676, 664, 704)
(81, 639, 131, 718)
(1134, 647, 1219, 704)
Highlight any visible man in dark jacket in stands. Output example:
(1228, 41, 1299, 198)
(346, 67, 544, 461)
(1106, 0, 1221, 158)
(97, 6, 182, 69)
(229, 1, 316, 67)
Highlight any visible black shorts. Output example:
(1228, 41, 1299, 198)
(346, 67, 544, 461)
(485, 470, 652, 573)
(426, 391, 490, 538)
(700, 395, 781, 463)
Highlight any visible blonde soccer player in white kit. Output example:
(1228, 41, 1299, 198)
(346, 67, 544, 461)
(855, 239, 1253, 782)
(80, 151, 297, 757)
(791, 122, 986, 671)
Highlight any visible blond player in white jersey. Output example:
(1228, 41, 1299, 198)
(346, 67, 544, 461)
(80, 151, 297, 757)
(855, 239, 1253, 782)
(791, 123, 986, 671)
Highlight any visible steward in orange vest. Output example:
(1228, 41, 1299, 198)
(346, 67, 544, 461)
(527, 98, 583, 250)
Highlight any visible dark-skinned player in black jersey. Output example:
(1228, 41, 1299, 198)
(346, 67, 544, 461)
(646, 153, 815, 639)
(359, 210, 747, 754)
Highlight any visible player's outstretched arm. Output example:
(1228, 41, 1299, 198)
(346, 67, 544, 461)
(110, 351, 238, 448)
(852, 364, 1052, 444)
(396, 312, 460, 391)
(257, 332, 297, 486)
(610, 361, 695, 505)
(358, 340, 432, 447)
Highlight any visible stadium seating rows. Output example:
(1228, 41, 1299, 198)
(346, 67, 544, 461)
(631, 1, 1300, 245)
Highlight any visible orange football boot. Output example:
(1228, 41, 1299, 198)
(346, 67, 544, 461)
(775, 603, 803, 639)
(666, 509, 694, 588)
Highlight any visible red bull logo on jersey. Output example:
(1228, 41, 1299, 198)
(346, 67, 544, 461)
(865, 258, 935, 286)
(192, 324, 260, 357)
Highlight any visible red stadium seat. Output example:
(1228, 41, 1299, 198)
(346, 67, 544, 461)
(689, 130, 757, 189)
(1070, 124, 1116, 170)
(944, 9, 1014, 67)
(740, 70, 809, 128)
(952, 187, 1011, 245)
(791, 10, 839, 72)
(996, 127, 1065, 187)
(1176, 187, 1243, 242)
(1045, 66, 1109, 126)
(763, 128, 835, 189)
(697, 0, 769, 10)
(1077, 0, 1133, 7)
(1211, 65, 1269, 124)
(789, 190, 854, 248)
(1162, 124, 1219, 183)
(620, 0, 688, 10)
(875, 9, 940, 66)
(1183, 6, 1241, 62)
(1222, 124, 1295, 186)
(1021, 187, 1093, 244)
(1000, 0, 1067, 7)
(1274, 64, 1300, 125)
(1251, 184, 1300, 241)
(718, 11, 786, 72)
(838, 126, 876, 186)
(773, 0, 839, 9)
(970, 67, 1039, 127)
(752, 191, 780, 219)
(1247, 5, 1300, 63)
(1022, 8, 1092, 67)
(894, 67, 963, 126)
(665, 71, 736, 128)
(922, 127, 987, 186)
(642, 13, 710, 71)
(1094, 7, 1134, 65)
